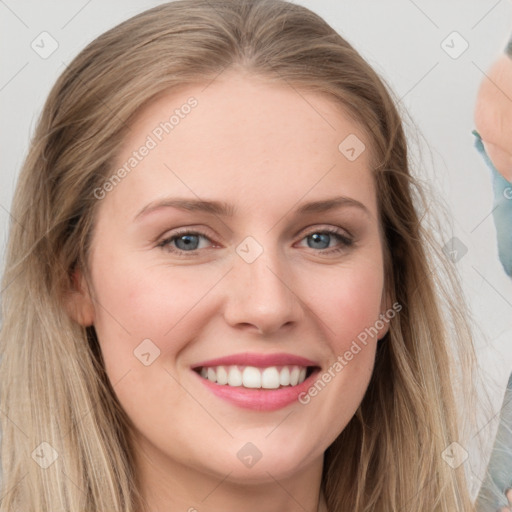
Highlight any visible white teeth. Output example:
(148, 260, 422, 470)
(261, 367, 280, 389)
(227, 366, 242, 387)
(279, 366, 290, 386)
(216, 365, 228, 385)
(207, 367, 217, 383)
(198, 364, 310, 389)
(242, 367, 261, 388)
(290, 366, 300, 386)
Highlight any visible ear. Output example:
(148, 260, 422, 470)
(65, 267, 95, 326)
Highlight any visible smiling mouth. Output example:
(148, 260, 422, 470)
(195, 365, 317, 390)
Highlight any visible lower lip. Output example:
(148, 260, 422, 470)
(193, 369, 321, 411)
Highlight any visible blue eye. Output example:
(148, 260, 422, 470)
(174, 234, 200, 251)
(307, 232, 331, 249)
(158, 231, 212, 253)
(300, 230, 353, 252)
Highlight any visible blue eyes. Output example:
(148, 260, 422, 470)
(171, 233, 207, 251)
(157, 228, 353, 256)
(306, 232, 339, 250)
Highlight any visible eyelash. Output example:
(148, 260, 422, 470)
(156, 227, 353, 256)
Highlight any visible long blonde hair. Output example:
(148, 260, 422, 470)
(0, 1, 476, 510)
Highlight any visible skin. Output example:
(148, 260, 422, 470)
(499, 488, 512, 511)
(69, 71, 389, 512)
(474, 53, 512, 182)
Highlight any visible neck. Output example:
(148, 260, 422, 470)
(133, 437, 326, 512)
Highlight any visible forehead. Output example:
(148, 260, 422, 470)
(101, 71, 378, 221)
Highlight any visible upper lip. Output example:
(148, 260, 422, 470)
(191, 352, 320, 369)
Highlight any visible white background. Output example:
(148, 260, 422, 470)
(1, 0, 512, 492)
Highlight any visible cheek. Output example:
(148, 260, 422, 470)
(294, 268, 383, 450)
(302, 257, 385, 350)
(88, 256, 225, 437)
(292, 253, 384, 434)
(89, 251, 223, 381)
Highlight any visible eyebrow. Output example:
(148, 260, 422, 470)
(134, 195, 370, 221)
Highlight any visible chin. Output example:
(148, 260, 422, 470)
(197, 436, 323, 484)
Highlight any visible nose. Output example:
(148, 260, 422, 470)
(222, 243, 302, 336)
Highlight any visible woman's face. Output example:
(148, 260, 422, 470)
(78, 72, 388, 488)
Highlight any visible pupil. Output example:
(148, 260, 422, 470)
(308, 233, 330, 249)
(176, 234, 199, 250)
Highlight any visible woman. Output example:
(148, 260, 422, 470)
(0, 1, 476, 510)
